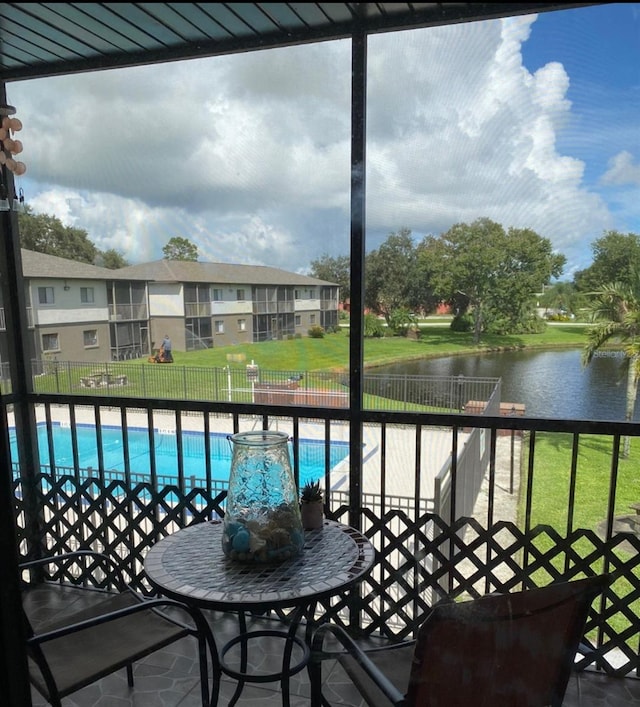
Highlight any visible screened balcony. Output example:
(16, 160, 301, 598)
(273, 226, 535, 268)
(0, 3, 637, 706)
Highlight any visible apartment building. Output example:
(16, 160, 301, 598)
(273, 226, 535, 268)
(0, 250, 339, 364)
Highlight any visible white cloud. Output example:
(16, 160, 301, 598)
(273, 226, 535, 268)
(7, 11, 636, 276)
(601, 151, 640, 186)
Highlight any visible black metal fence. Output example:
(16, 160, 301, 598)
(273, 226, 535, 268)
(29, 360, 501, 413)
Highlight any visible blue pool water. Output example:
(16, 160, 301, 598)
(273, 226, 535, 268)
(12, 423, 349, 487)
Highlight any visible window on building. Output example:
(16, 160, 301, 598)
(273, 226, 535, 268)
(80, 287, 95, 304)
(83, 329, 98, 347)
(236, 289, 245, 301)
(238, 319, 246, 332)
(295, 289, 301, 300)
(38, 287, 54, 305)
(215, 320, 224, 334)
(42, 333, 59, 351)
(310, 314, 316, 325)
(295, 315, 301, 326)
(213, 289, 223, 301)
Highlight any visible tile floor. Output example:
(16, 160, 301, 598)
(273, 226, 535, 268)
(25, 603, 640, 707)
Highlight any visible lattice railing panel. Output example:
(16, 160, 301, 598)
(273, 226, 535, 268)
(15, 477, 640, 676)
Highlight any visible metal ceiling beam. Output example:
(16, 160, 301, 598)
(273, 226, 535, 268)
(0, 3, 608, 82)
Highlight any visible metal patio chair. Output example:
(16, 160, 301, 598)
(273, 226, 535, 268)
(310, 574, 609, 707)
(20, 550, 221, 707)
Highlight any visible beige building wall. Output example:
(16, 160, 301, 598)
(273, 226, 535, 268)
(36, 321, 111, 363)
(149, 318, 186, 353)
(295, 310, 323, 334)
(211, 313, 253, 347)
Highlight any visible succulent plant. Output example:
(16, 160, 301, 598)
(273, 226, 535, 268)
(300, 479, 323, 503)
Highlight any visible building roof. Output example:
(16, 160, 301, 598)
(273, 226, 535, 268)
(117, 258, 337, 287)
(0, 3, 602, 83)
(20, 248, 132, 280)
(19, 249, 337, 287)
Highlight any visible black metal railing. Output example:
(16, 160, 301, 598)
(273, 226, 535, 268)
(28, 360, 501, 414)
(11, 394, 640, 678)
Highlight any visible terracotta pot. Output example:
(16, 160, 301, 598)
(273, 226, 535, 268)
(301, 500, 324, 530)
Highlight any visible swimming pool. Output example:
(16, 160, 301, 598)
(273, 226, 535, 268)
(13, 423, 350, 487)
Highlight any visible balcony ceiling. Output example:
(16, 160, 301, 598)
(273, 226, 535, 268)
(0, 2, 604, 83)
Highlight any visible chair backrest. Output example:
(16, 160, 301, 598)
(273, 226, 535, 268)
(406, 575, 609, 707)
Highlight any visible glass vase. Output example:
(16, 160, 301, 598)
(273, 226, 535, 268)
(222, 430, 304, 563)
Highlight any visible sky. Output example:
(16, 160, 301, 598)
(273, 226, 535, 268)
(6, 3, 639, 280)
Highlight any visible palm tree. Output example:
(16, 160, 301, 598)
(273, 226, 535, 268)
(582, 279, 640, 458)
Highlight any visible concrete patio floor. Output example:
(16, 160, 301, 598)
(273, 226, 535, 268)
(27, 608, 640, 706)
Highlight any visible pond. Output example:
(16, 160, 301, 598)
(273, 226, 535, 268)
(372, 348, 637, 422)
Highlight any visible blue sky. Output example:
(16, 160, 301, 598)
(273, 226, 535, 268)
(8, 4, 639, 280)
(521, 3, 639, 237)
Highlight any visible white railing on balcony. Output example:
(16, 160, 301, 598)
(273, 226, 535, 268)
(184, 301, 211, 317)
(109, 303, 148, 321)
(0, 307, 33, 329)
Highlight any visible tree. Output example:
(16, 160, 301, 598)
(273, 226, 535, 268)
(365, 228, 424, 325)
(582, 275, 640, 458)
(574, 231, 640, 294)
(18, 206, 98, 263)
(96, 248, 129, 269)
(484, 226, 565, 334)
(309, 253, 350, 304)
(419, 218, 504, 344)
(420, 218, 564, 343)
(162, 236, 199, 261)
(537, 281, 586, 318)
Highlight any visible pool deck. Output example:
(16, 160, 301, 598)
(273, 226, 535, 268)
(30, 405, 473, 505)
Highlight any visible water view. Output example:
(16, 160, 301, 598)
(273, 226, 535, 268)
(374, 348, 636, 422)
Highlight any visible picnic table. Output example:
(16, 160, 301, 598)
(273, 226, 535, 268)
(80, 372, 127, 388)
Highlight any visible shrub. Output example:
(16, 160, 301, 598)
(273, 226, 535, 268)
(364, 313, 385, 338)
(308, 325, 325, 339)
(450, 313, 473, 332)
(388, 307, 418, 335)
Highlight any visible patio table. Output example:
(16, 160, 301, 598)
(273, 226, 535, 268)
(144, 518, 375, 707)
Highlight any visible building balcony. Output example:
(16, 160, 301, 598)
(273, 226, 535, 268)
(108, 303, 149, 321)
(185, 301, 212, 317)
(12, 390, 640, 704)
(0, 306, 31, 329)
(320, 298, 338, 310)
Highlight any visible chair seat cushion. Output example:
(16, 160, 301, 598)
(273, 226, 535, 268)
(339, 643, 414, 707)
(29, 591, 189, 698)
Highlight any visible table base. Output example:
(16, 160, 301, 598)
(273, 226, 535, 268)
(220, 628, 310, 707)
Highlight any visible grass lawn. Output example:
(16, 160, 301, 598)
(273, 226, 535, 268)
(140, 323, 590, 372)
(526, 433, 637, 532)
(522, 431, 640, 636)
(36, 323, 592, 407)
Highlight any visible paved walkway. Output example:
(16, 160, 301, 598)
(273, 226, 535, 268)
(470, 433, 522, 526)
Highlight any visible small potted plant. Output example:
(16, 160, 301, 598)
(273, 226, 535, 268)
(300, 479, 324, 530)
